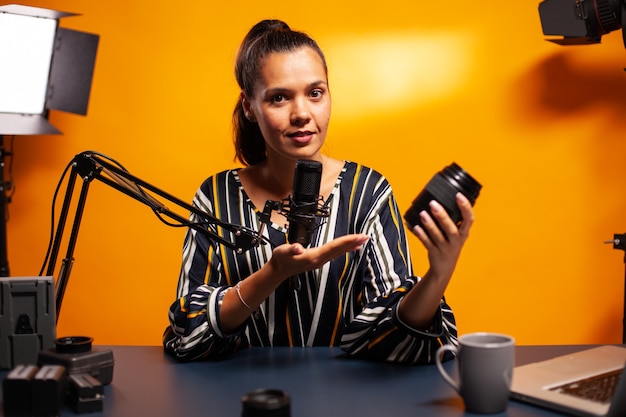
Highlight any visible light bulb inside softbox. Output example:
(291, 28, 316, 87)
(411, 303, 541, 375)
(0, 12, 56, 115)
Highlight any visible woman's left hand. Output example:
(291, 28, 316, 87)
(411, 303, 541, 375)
(410, 192, 474, 281)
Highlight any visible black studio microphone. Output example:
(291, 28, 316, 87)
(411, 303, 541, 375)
(287, 160, 323, 247)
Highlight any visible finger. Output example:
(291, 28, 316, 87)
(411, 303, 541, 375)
(419, 208, 445, 244)
(327, 234, 369, 255)
(306, 234, 368, 264)
(428, 200, 463, 240)
(455, 193, 474, 235)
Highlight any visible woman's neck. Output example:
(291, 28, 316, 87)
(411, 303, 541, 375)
(238, 154, 343, 212)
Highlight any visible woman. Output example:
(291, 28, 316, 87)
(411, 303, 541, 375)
(163, 19, 474, 364)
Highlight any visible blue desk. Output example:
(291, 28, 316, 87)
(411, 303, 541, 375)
(1, 344, 600, 416)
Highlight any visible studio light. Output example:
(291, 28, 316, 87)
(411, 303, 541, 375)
(0, 4, 99, 135)
(0, 4, 99, 277)
(538, 0, 626, 47)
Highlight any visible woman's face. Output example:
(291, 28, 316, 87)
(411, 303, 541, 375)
(243, 46, 331, 164)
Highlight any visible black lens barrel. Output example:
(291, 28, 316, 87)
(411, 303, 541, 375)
(404, 162, 481, 230)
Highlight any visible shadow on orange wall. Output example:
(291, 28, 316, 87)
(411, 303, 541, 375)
(503, 47, 626, 345)
(513, 50, 626, 124)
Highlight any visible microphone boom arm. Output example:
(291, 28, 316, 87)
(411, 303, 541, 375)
(45, 151, 264, 319)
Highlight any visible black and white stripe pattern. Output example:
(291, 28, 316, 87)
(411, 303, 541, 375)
(163, 161, 458, 364)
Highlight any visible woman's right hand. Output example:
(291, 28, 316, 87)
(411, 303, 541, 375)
(220, 233, 369, 331)
(266, 233, 369, 284)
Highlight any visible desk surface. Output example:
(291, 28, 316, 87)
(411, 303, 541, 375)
(1, 344, 605, 417)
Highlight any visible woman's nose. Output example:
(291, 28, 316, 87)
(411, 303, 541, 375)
(290, 99, 311, 124)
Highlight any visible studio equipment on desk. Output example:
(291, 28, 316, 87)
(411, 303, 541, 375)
(404, 162, 482, 233)
(259, 159, 331, 248)
(38, 336, 113, 387)
(0, 4, 99, 277)
(0, 276, 55, 369)
(538, 0, 626, 48)
(3, 336, 110, 416)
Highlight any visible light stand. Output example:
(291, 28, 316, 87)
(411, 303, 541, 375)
(42, 151, 266, 319)
(0, 135, 10, 277)
(606, 233, 626, 344)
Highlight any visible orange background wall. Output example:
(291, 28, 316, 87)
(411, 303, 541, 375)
(5, 0, 626, 346)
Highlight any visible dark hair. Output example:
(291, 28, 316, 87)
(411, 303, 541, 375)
(232, 20, 328, 166)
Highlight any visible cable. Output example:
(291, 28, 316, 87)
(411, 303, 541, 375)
(39, 160, 74, 277)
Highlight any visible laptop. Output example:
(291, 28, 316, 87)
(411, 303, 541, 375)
(510, 345, 626, 417)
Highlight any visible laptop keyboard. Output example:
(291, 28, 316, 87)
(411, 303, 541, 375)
(549, 369, 623, 404)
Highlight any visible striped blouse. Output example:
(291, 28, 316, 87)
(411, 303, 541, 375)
(163, 161, 458, 364)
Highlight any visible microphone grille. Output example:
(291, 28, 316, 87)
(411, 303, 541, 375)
(293, 160, 322, 198)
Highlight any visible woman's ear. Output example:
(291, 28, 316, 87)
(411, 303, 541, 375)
(241, 93, 256, 122)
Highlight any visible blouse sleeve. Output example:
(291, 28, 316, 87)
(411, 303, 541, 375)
(339, 182, 458, 365)
(162, 184, 248, 361)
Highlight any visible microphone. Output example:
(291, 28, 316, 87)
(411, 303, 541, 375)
(286, 159, 323, 247)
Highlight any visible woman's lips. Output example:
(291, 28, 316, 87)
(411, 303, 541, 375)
(288, 131, 314, 144)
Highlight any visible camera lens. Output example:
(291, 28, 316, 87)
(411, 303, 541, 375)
(404, 162, 481, 230)
(241, 389, 290, 417)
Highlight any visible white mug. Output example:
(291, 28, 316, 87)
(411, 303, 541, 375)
(436, 332, 515, 414)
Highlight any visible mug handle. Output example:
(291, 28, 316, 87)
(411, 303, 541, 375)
(436, 344, 460, 393)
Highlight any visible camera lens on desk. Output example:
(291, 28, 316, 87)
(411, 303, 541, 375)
(404, 162, 481, 230)
(242, 389, 290, 417)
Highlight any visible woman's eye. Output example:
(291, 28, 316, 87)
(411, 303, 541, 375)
(271, 94, 285, 103)
(310, 89, 323, 99)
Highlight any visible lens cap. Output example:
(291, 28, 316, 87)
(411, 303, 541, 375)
(54, 336, 93, 354)
(242, 389, 291, 417)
